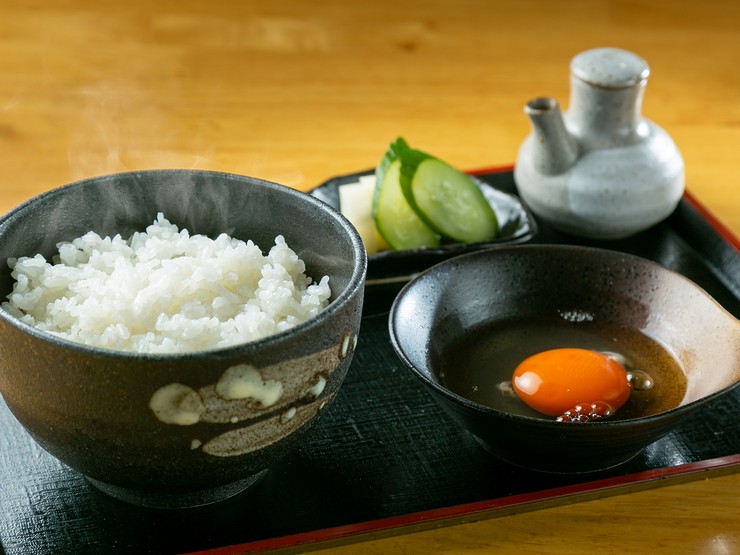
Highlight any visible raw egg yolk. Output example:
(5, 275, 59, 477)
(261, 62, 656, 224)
(512, 348, 631, 417)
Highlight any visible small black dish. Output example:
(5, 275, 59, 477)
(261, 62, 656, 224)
(308, 169, 537, 283)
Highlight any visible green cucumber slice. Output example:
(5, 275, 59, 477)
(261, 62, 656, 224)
(374, 137, 420, 191)
(402, 158, 499, 243)
(373, 157, 440, 251)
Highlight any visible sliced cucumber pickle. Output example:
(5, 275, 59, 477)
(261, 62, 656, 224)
(403, 158, 499, 243)
(373, 158, 440, 250)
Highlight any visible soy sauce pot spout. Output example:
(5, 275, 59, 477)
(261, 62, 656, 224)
(523, 97, 579, 176)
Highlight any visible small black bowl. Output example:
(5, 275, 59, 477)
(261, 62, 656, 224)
(389, 245, 739, 473)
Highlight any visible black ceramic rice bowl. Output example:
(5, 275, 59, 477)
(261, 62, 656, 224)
(0, 169, 367, 507)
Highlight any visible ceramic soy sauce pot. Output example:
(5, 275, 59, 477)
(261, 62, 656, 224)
(514, 47, 685, 240)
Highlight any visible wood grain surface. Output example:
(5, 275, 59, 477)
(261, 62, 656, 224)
(0, 1, 738, 554)
(313, 472, 740, 555)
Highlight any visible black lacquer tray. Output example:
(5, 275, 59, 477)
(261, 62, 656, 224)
(0, 169, 738, 555)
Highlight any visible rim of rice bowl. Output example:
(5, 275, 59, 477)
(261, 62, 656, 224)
(0, 170, 367, 360)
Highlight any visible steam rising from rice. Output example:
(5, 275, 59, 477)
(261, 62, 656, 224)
(2, 214, 331, 353)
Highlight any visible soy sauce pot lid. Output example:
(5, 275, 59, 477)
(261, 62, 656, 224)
(571, 47, 650, 89)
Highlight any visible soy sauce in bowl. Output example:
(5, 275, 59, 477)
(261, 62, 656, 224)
(434, 314, 687, 421)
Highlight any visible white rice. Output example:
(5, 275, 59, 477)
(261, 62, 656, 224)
(2, 213, 331, 354)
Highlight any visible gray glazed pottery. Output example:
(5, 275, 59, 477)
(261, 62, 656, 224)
(0, 170, 367, 508)
(389, 245, 739, 473)
(514, 47, 685, 239)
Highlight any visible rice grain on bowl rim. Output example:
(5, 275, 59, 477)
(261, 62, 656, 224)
(2, 213, 331, 354)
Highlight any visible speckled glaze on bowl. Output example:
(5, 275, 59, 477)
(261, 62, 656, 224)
(389, 245, 739, 473)
(0, 170, 367, 507)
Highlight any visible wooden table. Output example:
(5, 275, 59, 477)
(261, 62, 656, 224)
(0, 1, 737, 553)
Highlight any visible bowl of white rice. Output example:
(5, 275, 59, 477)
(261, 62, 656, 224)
(0, 169, 367, 508)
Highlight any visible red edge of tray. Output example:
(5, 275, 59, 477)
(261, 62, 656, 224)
(682, 189, 740, 251)
(186, 166, 739, 555)
(187, 455, 739, 555)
